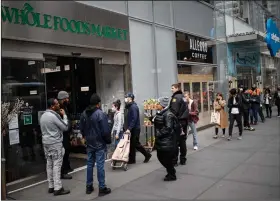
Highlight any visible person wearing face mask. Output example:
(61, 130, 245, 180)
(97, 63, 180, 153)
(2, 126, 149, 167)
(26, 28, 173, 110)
(124, 93, 152, 164)
(273, 86, 280, 117)
(111, 100, 124, 148)
(57, 91, 72, 180)
(227, 88, 243, 141)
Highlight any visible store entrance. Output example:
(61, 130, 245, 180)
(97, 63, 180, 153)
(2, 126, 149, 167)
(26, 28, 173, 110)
(236, 66, 256, 89)
(45, 55, 96, 159)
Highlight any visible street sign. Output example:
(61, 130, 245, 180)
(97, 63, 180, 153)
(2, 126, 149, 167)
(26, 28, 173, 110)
(23, 115, 32, 125)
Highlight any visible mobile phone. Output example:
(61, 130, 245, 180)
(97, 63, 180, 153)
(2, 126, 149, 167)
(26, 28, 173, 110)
(144, 112, 151, 117)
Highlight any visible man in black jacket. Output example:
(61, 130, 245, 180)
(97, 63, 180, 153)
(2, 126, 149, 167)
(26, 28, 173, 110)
(57, 91, 72, 180)
(169, 83, 188, 166)
(228, 88, 243, 141)
(238, 86, 254, 131)
(153, 97, 179, 181)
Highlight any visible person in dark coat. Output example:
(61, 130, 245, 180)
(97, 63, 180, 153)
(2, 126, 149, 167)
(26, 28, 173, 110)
(274, 86, 280, 117)
(169, 83, 188, 166)
(57, 91, 72, 180)
(264, 88, 273, 118)
(79, 94, 111, 196)
(228, 88, 243, 141)
(153, 97, 179, 181)
(239, 86, 255, 131)
(124, 93, 152, 164)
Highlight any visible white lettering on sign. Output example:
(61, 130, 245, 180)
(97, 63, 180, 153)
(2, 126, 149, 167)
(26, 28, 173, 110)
(190, 39, 208, 53)
(271, 33, 280, 43)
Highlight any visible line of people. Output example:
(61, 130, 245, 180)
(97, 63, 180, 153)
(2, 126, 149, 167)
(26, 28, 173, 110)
(39, 84, 280, 196)
(213, 85, 280, 141)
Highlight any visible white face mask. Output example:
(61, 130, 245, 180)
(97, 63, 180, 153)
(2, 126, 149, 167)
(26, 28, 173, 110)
(124, 98, 128, 103)
(111, 107, 116, 112)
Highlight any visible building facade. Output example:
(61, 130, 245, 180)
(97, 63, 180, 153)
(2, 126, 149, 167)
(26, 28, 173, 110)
(1, 0, 280, 188)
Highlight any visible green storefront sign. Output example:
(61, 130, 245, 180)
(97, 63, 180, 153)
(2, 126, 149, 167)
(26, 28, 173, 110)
(1, 3, 128, 41)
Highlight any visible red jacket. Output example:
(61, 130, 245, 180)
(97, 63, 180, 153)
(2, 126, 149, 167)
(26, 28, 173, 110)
(188, 100, 199, 124)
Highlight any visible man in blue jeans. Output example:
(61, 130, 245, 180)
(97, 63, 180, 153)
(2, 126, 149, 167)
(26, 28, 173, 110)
(80, 94, 112, 197)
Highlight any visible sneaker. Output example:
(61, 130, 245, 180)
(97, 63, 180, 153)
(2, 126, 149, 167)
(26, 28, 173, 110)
(61, 174, 72, 180)
(98, 187, 111, 196)
(249, 127, 255, 131)
(237, 136, 242, 140)
(53, 187, 70, 196)
(180, 159, 186, 165)
(86, 185, 94, 194)
(164, 174, 177, 181)
(244, 127, 249, 130)
(221, 135, 225, 138)
(193, 146, 198, 150)
(213, 135, 218, 139)
(227, 136, 232, 141)
(278, 115, 280, 118)
(143, 153, 152, 163)
(48, 188, 54, 194)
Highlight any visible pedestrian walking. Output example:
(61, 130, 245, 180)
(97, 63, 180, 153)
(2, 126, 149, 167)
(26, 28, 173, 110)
(40, 98, 70, 196)
(124, 93, 152, 164)
(213, 93, 228, 139)
(183, 92, 199, 150)
(259, 91, 265, 123)
(264, 88, 272, 118)
(273, 86, 280, 117)
(169, 83, 188, 166)
(79, 94, 111, 196)
(57, 91, 73, 180)
(111, 99, 124, 148)
(153, 97, 179, 181)
(228, 88, 243, 141)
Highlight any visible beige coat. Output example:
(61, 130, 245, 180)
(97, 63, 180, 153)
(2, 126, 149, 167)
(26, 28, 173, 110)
(214, 100, 228, 129)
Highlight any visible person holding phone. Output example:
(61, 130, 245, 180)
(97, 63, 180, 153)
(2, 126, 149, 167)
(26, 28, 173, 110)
(111, 99, 124, 148)
(213, 93, 228, 139)
(40, 98, 70, 196)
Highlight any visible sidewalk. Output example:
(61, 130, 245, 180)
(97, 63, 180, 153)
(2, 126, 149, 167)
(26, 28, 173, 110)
(9, 116, 280, 200)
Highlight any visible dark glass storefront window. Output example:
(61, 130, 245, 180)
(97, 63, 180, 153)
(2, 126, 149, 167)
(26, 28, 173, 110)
(1, 58, 46, 183)
(176, 31, 213, 63)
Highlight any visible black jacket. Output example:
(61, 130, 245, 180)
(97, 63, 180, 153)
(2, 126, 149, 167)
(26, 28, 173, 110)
(169, 91, 188, 126)
(60, 104, 72, 148)
(274, 91, 280, 106)
(228, 95, 242, 114)
(153, 109, 179, 152)
(240, 93, 250, 110)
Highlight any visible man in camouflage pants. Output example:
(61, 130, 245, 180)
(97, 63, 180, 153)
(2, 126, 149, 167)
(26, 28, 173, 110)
(40, 98, 70, 196)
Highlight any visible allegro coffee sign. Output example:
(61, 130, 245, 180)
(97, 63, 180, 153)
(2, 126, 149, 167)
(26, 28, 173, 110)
(1, 3, 128, 41)
(189, 38, 208, 60)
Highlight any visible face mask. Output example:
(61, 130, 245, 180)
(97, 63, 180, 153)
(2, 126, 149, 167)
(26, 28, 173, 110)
(124, 98, 128, 103)
(111, 107, 116, 112)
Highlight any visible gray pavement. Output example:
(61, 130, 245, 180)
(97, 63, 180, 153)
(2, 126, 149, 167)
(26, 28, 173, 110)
(9, 115, 280, 200)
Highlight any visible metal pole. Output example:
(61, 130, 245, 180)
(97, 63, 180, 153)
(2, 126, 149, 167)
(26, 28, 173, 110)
(1, 131, 7, 200)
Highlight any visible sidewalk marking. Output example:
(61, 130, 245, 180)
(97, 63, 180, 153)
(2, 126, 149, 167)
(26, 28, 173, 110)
(7, 159, 112, 195)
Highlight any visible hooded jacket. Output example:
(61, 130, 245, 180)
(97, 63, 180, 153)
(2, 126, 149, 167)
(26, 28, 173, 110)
(153, 108, 179, 152)
(79, 106, 111, 150)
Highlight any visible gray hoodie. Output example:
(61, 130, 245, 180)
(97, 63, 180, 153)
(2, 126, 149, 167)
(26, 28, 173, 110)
(40, 109, 69, 145)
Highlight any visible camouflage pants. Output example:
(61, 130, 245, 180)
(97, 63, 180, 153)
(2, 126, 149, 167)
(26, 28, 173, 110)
(43, 143, 65, 190)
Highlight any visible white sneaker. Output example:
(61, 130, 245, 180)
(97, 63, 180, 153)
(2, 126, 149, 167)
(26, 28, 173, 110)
(193, 146, 198, 150)
(237, 136, 242, 140)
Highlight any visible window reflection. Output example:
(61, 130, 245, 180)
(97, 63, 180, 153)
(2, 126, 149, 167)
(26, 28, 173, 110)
(1, 58, 46, 183)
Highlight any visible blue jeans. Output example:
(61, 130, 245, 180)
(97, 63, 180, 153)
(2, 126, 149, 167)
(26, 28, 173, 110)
(188, 121, 198, 146)
(114, 131, 123, 149)
(251, 104, 259, 123)
(86, 148, 106, 188)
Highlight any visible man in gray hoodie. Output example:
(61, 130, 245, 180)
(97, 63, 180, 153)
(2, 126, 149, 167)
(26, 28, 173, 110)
(40, 98, 70, 196)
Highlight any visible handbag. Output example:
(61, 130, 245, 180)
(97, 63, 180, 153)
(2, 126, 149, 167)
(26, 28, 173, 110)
(210, 109, 220, 125)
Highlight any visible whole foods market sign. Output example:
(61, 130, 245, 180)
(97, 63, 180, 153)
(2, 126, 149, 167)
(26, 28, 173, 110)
(1, 1, 130, 51)
(1, 3, 128, 41)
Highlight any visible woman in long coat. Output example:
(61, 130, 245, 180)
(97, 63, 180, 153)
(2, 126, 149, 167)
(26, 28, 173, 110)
(213, 93, 229, 139)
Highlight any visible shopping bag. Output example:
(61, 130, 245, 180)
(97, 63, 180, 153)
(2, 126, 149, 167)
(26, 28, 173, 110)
(210, 111, 220, 125)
